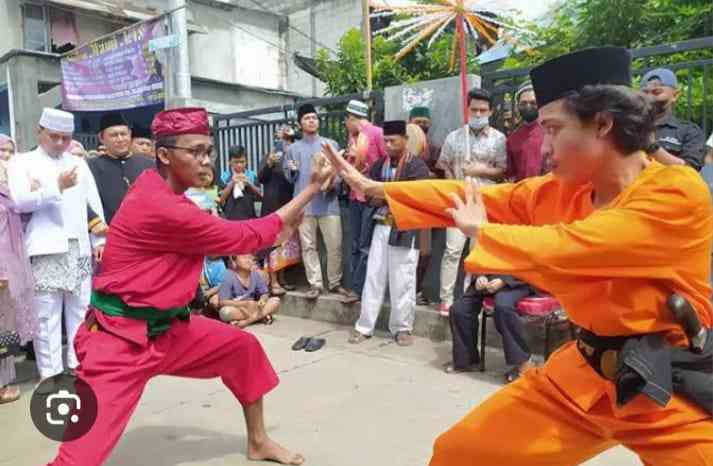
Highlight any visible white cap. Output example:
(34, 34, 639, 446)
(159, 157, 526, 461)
(346, 100, 369, 118)
(39, 108, 75, 134)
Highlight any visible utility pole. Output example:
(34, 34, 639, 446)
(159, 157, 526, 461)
(169, 0, 192, 106)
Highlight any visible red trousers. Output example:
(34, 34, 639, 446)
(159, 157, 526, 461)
(48, 311, 279, 466)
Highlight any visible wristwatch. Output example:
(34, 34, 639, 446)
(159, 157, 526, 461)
(645, 142, 661, 154)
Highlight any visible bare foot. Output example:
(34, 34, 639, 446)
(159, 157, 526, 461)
(248, 438, 304, 465)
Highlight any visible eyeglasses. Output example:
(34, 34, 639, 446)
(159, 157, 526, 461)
(162, 144, 217, 162)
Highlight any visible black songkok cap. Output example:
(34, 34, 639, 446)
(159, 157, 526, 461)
(99, 112, 129, 132)
(530, 47, 632, 108)
(132, 125, 152, 140)
(382, 120, 407, 136)
(297, 103, 317, 123)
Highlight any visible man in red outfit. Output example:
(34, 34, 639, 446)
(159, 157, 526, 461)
(46, 107, 332, 466)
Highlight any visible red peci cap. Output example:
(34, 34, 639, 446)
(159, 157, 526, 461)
(151, 107, 210, 138)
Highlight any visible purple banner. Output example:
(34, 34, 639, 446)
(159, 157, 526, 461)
(61, 19, 165, 111)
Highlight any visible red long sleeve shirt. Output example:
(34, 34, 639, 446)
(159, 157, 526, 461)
(94, 170, 282, 310)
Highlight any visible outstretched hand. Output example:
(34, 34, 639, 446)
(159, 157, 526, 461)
(309, 151, 336, 187)
(275, 211, 304, 246)
(445, 177, 487, 238)
(321, 142, 385, 199)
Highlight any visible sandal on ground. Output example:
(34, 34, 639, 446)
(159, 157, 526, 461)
(305, 287, 321, 300)
(504, 367, 523, 384)
(270, 286, 287, 296)
(0, 385, 21, 405)
(348, 330, 370, 344)
(339, 293, 360, 305)
(262, 315, 274, 325)
(292, 337, 311, 351)
(444, 362, 478, 374)
(304, 338, 326, 352)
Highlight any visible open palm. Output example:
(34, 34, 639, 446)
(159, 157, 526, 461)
(445, 177, 488, 238)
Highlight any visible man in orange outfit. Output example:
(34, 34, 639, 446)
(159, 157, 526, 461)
(324, 47, 713, 465)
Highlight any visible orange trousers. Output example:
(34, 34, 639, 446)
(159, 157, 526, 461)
(430, 343, 713, 466)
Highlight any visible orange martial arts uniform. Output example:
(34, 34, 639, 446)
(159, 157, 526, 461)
(385, 160, 713, 465)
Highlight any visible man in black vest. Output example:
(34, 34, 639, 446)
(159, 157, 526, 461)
(348, 120, 430, 347)
(88, 113, 155, 224)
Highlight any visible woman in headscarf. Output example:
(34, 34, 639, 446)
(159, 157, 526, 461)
(0, 134, 15, 185)
(0, 133, 37, 404)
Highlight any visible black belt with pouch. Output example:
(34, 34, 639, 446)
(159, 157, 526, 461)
(576, 329, 632, 381)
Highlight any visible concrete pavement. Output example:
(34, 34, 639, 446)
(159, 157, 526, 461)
(0, 316, 639, 466)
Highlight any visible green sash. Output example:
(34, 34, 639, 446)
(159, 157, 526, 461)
(91, 291, 190, 338)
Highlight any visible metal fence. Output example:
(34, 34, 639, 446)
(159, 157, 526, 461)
(75, 133, 99, 152)
(212, 91, 384, 174)
(482, 36, 713, 137)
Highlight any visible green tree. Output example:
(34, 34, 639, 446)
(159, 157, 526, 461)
(315, 28, 480, 95)
(501, 0, 713, 131)
(505, 0, 713, 67)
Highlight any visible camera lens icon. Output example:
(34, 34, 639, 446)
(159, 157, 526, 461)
(46, 390, 81, 425)
(31, 372, 98, 442)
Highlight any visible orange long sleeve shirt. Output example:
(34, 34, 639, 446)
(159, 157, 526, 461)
(385, 161, 713, 345)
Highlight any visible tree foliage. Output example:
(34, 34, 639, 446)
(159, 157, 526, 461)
(505, 0, 713, 68)
(315, 28, 480, 95)
(315, 1, 713, 129)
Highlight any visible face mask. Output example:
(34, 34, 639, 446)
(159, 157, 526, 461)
(468, 116, 489, 131)
(519, 107, 539, 123)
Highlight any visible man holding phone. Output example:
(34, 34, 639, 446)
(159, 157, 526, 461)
(258, 127, 297, 294)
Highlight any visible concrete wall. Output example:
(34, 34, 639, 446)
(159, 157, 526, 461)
(0, 1, 26, 56)
(74, 11, 119, 45)
(0, 1, 124, 57)
(385, 75, 483, 149)
(189, 3, 283, 90)
(188, 77, 295, 115)
(5, 53, 62, 151)
(285, 0, 362, 97)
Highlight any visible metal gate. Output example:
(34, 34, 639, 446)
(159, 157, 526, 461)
(212, 91, 385, 174)
(482, 36, 713, 137)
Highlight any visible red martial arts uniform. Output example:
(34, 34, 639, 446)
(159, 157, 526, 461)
(48, 169, 282, 466)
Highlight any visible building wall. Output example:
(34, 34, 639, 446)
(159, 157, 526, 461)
(189, 3, 283, 90)
(189, 77, 295, 115)
(74, 10, 121, 45)
(5, 53, 62, 151)
(285, 0, 362, 97)
(0, 1, 26, 56)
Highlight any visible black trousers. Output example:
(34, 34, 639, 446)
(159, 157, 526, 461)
(449, 285, 532, 369)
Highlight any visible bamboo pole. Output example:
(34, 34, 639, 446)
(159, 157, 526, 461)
(363, 0, 373, 91)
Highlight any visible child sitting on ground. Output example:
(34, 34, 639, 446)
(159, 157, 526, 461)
(200, 255, 228, 316)
(217, 254, 280, 327)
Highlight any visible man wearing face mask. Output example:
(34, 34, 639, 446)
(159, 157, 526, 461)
(436, 88, 507, 316)
(505, 82, 545, 182)
(640, 68, 706, 170)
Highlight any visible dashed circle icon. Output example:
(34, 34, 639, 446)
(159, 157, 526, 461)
(30, 372, 98, 442)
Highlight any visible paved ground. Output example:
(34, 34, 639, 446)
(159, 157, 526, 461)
(0, 316, 640, 466)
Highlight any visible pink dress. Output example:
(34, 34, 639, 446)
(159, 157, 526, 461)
(0, 182, 37, 386)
